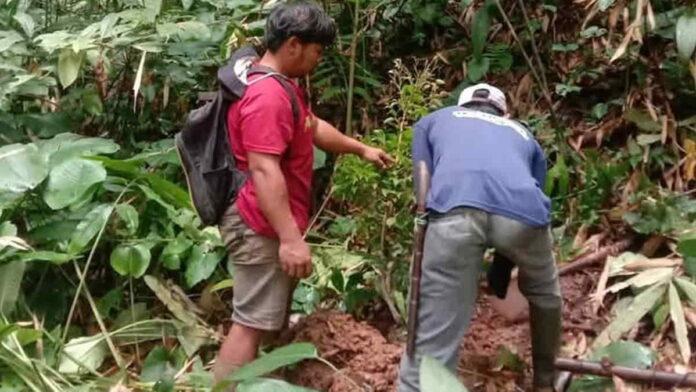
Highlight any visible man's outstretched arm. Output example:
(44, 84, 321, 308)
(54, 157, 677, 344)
(313, 118, 394, 168)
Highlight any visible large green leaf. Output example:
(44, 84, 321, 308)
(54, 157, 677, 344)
(43, 159, 106, 210)
(471, 1, 492, 59)
(13, 12, 36, 37)
(420, 356, 469, 392)
(93, 156, 190, 209)
(674, 276, 696, 305)
(590, 341, 655, 369)
(0, 143, 49, 194)
(669, 282, 691, 363)
(115, 204, 139, 235)
(58, 336, 107, 374)
(17, 251, 73, 264)
(160, 236, 193, 270)
(605, 267, 674, 293)
(16, 113, 74, 138)
(185, 246, 223, 287)
(58, 48, 84, 88)
(140, 346, 179, 383)
(38, 133, 119, 167)
(592, 283, 666, 349)
(0, 261, 25, 315)
(623, 109, 661, 132)
(684, 257, 696, 279)
(214, 343, 319, 391)
(68, 204, 113, 254)
(0, 30, 23, 52)
(237, 379, 319, 392)
(110, 244, 151, 278)
(676, 11, 696, 60)
(467, 57, 490, 82)
(678, 232, 696, 258)
(145, 0, 163, 16)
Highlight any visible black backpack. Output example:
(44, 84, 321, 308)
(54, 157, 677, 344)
(175, 46, 300, 226)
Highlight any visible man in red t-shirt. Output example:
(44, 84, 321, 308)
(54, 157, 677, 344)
(213, 2, 393, 387)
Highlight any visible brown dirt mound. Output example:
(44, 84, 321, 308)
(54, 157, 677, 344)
(459, 267, 602, 390)
(288, 269, 601, 391)
(288, 312, 403, 392)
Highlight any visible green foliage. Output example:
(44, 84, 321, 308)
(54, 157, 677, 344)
(214, 343, 319, 392)
(676, 10, 696, 60)
(569, 341, 655, 392)
(330, 61, 445, 319)
(110, 244, 151, 278)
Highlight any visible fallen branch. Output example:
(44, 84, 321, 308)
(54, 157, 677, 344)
(559, 237, 634, 276)
(555, 358, 696, 388)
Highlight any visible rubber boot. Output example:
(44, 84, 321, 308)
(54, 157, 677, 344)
(529, 303, 561, 390)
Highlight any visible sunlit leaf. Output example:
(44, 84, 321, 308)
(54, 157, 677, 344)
(185, 245, 223, 288)
(590, 341, 655, 369)
(676, 11, 696, 60)
(58, 48, 84, 88)
(43, 159, 106, 210)
(58, 336, 107, 374)
(237, 379, 319, 392)
(669, 282, 691, 364)
(68, 204, 113, 254)
(674, 276, 696, 306)
(593, 283, 666, 349)
(420, 356, 469, 392)
(13, 12, 36, 37)
(214, 343, 318, 391)
(0, 143, 49, 195)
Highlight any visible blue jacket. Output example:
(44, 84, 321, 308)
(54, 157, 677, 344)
(412, 106, 551, 227)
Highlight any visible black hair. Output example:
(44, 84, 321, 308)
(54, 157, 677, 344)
(264, 1, 337, 52)
(462, 101, 504, 116)
(461, 88, 504, 115)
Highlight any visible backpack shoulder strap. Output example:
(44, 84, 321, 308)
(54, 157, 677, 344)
(247, 65, 302, 127)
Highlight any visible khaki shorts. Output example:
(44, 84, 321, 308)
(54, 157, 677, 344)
(219, 204, 293, 331)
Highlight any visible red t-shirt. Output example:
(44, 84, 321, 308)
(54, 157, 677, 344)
(227, 74, 316, 237)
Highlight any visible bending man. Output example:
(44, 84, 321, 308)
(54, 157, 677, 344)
(397, 84, 561, 392)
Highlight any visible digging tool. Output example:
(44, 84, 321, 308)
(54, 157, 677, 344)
(406, 160, 429, 358)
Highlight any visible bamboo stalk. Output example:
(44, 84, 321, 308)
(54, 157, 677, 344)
(558, 237, 634, 275)
(556, 358, 696, 388)
(344, 0, 361, 137)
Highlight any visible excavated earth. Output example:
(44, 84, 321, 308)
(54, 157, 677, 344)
(286, 267, 602, 391)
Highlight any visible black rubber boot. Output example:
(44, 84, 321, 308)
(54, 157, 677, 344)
(529, 303, 561, 389)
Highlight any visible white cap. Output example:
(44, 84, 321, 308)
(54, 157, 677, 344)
(457, 83, 507, 114)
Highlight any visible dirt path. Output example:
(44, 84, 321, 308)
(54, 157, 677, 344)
(287, 268, 602, 391)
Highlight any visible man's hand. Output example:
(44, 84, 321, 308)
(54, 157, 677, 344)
(360, 146, 394, 169)
(279, 238, 312, 278)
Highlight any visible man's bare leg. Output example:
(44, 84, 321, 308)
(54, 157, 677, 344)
(213, 323, 265, 389)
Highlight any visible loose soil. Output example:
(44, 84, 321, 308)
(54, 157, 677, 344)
(286, 268, 603, 391)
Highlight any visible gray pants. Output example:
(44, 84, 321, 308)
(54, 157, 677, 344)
(397, 208, 561, 392)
